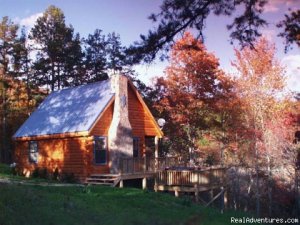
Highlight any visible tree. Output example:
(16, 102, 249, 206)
(29, 5, 83, 91)
(127, 0, 269, 63)
(84, 29, 108, 82)
(277, 9, 300, 52)
(12, 28, 34, 114)
(127, 0, 300, 63)
(153, 32, 231, 161)
(0, 16, 19, 162)
(233, 38, 290, 216)
(83, 30, 134, 82)
(106, 32, 127, 71)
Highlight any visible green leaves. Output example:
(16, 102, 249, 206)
(30, 5, 83, 91)
(127, 0, 269, 63)
(277, 9, 300, 52)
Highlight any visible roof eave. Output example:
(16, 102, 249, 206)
(13, 131, 89, 141)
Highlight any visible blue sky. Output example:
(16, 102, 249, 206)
(0, 0, 299, 92)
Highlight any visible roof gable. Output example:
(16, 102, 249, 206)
(14, 80, 114, 138)
(128, 81, 163, 138)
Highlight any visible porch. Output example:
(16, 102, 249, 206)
(86, 157, 227, 197)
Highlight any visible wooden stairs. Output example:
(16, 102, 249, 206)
(85, 174, 120, 187)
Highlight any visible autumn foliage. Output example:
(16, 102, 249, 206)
(153, 32, 234, 160)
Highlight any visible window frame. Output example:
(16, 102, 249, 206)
(28, 140, 38, 164)
(93, 136, 108, 165)
(133, 137, 140, 158)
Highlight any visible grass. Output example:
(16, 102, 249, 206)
(0, 184, 248, 225)
(0, 163, 55, 184)
(0, 163, 248, 225)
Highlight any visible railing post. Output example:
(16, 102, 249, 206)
(132, 157, 135, 174)
(126, 158, 129, 174)
(119, 158, 123, 175)
(154, 172, 158, 192)
(143, 155, 147, 172)
(195, 184, 199, 202)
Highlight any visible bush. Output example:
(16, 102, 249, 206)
(59, 172, 77, 183)
(31, 167, 40, 178)
(205, 153, 217, 166)
(52, 168, 59, 181)
(39, 168, 48, 179)
(0, 163, 11, 175)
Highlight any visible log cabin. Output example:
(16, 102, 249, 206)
(13, 74, 163, 181)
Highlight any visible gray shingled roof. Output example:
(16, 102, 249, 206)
(14, 79, 114, 138)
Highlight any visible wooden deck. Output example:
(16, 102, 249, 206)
(156, 167, 225, 186)
(87, 156, 227, 204)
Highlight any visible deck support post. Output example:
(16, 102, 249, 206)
(154, 176, 158, 192)
(209, 189, 214, 202)
(220, 186, 225, 214)
(142, 177, 147, 190)
(224, 187, 228, 209)
(174, 188, 179, 197)
(194, 184, 199, 202)
(119, 179, 124, 188)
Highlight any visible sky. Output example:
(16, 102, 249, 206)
(0, 0, 299, 92)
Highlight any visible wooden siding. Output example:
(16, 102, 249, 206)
(14, 136, 109, 181)
(89, 102, 114, 174)
(14, 81, 161, 179)
(128, 84, 159, 156)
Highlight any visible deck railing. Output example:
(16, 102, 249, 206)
(119, 157, 147, 174)
(156, 167, 226, 187)
(119, 156, 183, 174)
(118, 156, 226, 182)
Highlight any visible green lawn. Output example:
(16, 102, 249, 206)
(0, 163, 246, 225)
(0, 184, 247, 225)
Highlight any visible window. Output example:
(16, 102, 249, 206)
(94, 136, 107, 165)
(133, 137, 140, 158)
(29, 141, 38, 163)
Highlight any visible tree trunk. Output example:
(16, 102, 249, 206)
(187, 123, 194, 166)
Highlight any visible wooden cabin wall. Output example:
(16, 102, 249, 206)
(14, 136, 103, 181)
(13, 83, 160, 179)
(127, 84, 159, 156)
(89, 102, 114, 174)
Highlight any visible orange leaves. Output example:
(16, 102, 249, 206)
(152, 32, 234, 154)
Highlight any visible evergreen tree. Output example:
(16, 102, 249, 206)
(29, 5, 84, 91)
(83, 30, 133, 82)
(127, 0, 268, 63)
(84, 29, 108, 82)
(277, 9, 300, 52)
(0, 16, 19, 162)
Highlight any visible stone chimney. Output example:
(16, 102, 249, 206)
(108, 73, 133, 174)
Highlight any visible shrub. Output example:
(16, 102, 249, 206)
(52, 168, 59, 181)
(0, 163, 11, 175)
(31, 167, 40, 178)
(60, 172, 77, 183)
(39, 168, 48, 179)
(205, 153, 217, 166)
